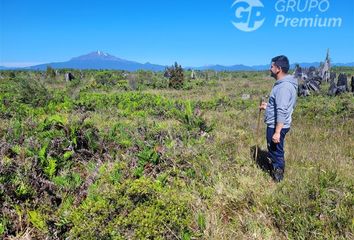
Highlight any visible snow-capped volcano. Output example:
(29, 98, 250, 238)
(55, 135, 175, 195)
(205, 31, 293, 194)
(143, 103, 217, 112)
(69, 50, 122, 61)
(29, 51, 167, 71)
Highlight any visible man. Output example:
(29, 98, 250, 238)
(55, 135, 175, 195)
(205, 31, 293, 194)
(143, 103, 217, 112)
(260, 55, 298, 182)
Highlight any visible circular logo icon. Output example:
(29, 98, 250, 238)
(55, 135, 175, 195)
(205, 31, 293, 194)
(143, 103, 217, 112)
(231, 0, 265, 32)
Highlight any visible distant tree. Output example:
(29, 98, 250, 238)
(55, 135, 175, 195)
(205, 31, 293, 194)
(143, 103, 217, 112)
(46, 65, 56, 79)
(166, 62, 184, 89)
(8, 71, 16, 79)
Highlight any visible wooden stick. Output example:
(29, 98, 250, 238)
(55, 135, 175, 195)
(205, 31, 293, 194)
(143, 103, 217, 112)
(255, 97, 264, 161)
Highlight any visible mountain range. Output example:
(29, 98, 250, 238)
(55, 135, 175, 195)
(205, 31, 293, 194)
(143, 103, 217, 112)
(1, 51, 354, 71)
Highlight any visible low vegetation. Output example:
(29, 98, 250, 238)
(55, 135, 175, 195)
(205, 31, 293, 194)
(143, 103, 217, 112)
(0, 68, 353, 239)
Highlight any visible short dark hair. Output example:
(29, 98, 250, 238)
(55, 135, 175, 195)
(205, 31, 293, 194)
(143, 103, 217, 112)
(272, 55, 289, 73)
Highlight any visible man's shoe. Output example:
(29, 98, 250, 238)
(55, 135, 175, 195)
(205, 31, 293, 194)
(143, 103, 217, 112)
(272, 168, 284, 182)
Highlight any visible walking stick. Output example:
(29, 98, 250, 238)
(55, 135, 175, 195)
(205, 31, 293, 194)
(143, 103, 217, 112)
(255, 97, 265, 161)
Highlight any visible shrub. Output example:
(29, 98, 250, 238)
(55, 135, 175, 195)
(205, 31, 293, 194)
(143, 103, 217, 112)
(69, 176, 193, 239)
(46, 66, 56, 79)
(94, 71, 117, 86)
(1, 77, 52, 108)
(166, 62, 184, 89)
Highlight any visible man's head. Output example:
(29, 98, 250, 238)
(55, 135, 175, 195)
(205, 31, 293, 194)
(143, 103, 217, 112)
(270, 55, 289, 80)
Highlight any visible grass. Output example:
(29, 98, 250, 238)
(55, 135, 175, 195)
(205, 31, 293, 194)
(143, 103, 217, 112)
(0, 69, 353, 239)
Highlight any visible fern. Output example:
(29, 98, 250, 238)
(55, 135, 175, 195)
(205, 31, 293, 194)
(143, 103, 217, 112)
(38, 143, 48, 165)
(63, 151, 73, 161)
(44, 157, 57, 179)
(28, 210, 47, 232)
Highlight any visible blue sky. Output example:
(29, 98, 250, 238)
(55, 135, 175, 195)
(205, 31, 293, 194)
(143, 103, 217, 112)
(1, 0, 353, 67)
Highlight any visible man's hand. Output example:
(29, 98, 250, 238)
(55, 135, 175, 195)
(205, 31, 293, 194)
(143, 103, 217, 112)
(272, 132, 280, 143)
(273, 123, 284, 143)
(259, 101, 267, 110)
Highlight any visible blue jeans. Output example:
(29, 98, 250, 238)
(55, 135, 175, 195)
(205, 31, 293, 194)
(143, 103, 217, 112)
(266, 127, 290, 170)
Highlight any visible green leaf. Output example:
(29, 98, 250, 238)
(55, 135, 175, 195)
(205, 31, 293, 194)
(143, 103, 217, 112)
(63, 151, 74, 161)
(44, 157, 57, 179)
(28, 210, 47, 232)
(38, 143, 48, 165)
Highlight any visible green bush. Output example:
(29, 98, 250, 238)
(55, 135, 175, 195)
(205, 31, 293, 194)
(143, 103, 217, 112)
(0, 77, 52, 108)
(69, 176, 192, 239)
(46, 66, 56, 79)
(94, 71, 125, 86)
(166, 62, 184, 89)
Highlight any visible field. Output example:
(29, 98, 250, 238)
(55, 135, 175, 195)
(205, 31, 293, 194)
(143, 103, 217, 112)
(0, 68, 353, 239)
